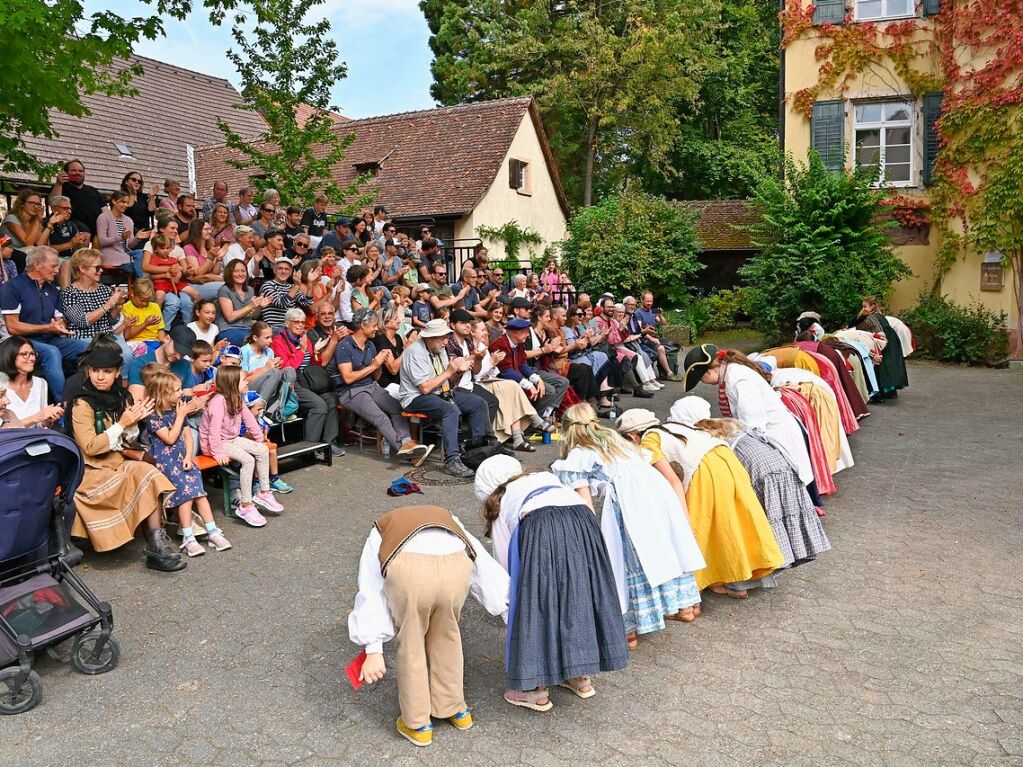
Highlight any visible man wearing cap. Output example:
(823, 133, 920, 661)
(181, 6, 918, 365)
(126, 325, 196, 402)
(317, 217, 356, 257)
(398, 319, 491, 478)
(488, 318, 568, 419)
(259, 256, 313, 330)
(446, 309, 499, 428)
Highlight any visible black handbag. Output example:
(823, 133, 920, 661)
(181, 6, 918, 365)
(297, 365, 332, 394)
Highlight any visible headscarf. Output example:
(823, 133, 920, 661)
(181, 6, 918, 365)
(473, 454, 523, 501)
(668, 396, 711, 426)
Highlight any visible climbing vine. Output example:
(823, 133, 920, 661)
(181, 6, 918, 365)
(476, 219, 545, 266)
(782, 0, 1023, 348)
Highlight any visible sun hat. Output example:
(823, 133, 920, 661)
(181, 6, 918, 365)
(680, 343, 720, 392)
(80, 346, 124, 370)
(420, 319, 452, 338)
(614, 408, 661, 434)
(668, 396, 711, 426)
(473, 454, 523, 501)
(273, 256, 294, 267)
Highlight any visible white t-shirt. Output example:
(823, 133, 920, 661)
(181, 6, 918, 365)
(7, 377, 49, 423)
(187, 321, 219, 345)
(223, 242, 257, 277)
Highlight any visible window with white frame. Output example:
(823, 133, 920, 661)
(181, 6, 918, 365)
(855, 0, 914, 20)
(854, 101, 914, 186)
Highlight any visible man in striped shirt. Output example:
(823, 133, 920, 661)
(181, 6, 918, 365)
(258, 257, 313, 331)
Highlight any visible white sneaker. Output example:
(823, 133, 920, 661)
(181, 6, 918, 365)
(643, 383, 660, 393)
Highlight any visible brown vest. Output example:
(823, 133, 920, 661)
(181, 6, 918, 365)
(375, 505, 476, 576)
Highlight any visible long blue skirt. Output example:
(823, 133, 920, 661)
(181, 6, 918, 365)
(506, 504, 629, 690)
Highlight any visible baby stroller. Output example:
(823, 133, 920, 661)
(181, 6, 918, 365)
(0, 429, 120, 714)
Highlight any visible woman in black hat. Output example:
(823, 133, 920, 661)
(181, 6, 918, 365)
(67, 345, 184, 572)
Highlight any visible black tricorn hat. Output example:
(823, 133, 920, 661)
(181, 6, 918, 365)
(680, 343, 720, 392)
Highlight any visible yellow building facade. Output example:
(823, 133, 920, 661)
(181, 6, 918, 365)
(782, 0, 1019, 342)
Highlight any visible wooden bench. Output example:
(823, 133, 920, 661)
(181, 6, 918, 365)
(194, 440, 331, 518)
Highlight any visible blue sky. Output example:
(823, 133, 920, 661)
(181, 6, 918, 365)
(83, 0, 438, 118)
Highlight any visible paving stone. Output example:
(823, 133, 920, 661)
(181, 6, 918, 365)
(3, 362, 1022, 766)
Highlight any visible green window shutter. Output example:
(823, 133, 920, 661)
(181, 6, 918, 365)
(812, 99, 845, 173)
(923, 92, 943, 187)
(813, 0, 845, 25)
(922, 0, 941, 15)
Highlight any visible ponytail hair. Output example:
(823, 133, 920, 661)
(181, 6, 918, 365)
(694, 417, 744, 440)
(713, 349, 772, 384)
(481, 468, 544, 537)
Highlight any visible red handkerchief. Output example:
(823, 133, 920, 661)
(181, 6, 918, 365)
(346, 650, 367, 690)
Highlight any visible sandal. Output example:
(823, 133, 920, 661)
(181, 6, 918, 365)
(557, 676, 595, 699)
(708, 585, 749, 600)
(504, 688, 553, 712)
(664, 607, 697, 623)
(513, 441, 536, 453)
(626, 632, 638, 651)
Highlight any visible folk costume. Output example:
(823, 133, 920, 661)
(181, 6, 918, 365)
(348, 505, 508, 739)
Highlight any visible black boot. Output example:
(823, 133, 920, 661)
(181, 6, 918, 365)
(144, 528, 187, 572)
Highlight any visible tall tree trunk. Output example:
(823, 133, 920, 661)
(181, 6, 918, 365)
(582, 114, 598, 207)
(1012, 250, 1023, 358)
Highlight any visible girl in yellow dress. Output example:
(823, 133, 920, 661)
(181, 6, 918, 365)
(616, 408, 785, 600)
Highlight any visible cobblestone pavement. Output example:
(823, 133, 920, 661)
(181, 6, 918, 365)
(4, 362, 1023, 767)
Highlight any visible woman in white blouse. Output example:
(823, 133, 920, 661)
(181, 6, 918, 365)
(0, 336, 64, 427)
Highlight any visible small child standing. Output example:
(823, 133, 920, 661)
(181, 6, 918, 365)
(121, 277, 166, 351)
(145, 368, 232, 555)
(199, 364, 284, 527)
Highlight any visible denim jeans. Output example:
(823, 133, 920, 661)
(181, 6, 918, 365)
(216, 327, 249, 346)
(161, 291, 194, 329)
(31, 334, 91, 401)
(407, 389, 490, 461)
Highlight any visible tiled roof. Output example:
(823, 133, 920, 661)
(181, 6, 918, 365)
(294, 103, 350, 127)
(196, 96, 570, 218)
(4, 54, 266, 194)
(681, 200, 763, 251)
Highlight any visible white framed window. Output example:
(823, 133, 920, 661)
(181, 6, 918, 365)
(854, 0, 914, 20)
(853, 100, 914, 187)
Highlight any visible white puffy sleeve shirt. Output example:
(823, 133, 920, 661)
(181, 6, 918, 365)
(348, 516, 509, 654)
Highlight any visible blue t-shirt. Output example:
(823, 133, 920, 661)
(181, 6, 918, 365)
(0, 273, 63, 327)
(411, 300, 432, 325)
(334, 335, 377, 391)
(126, 349, 193, 386)
(634, 307, 658, 329)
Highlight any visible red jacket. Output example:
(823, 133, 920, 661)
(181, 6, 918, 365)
(270, 329, 320, 371)
(488, 333, 536, 383)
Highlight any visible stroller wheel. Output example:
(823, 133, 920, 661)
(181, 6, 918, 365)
(71, 632, 121, 675)
(0, 668, 42, 715)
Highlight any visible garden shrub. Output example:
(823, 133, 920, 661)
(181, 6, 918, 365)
(739, 151, 911, 335)
(560, 190, 702, 305)
(704, 287, 750, 329)
(904, 294, 1008, 364)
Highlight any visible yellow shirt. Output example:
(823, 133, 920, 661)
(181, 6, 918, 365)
(639, 430, 665, 463)
(122, 300, 165, 342)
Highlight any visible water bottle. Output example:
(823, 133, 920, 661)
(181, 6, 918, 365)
(382, 440, 391, 458)
(542, 430, 552, 445)
(608, 400, 618, 421)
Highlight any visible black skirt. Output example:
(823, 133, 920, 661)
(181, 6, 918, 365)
(507, 504, 629, 690)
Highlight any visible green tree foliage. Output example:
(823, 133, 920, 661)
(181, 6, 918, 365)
(421, 0, 722, 206)
(0, 0, 162, 177)
(0, 0, 243, 178)
(905, 294, 1008, 365)
(217, 0, 372, 209)
(560, 190, 702, 305)
(637, 0, 781, 200)
(739, 151, 911, 335)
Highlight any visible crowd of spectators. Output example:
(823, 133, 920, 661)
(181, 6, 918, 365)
(0, 160, 681, 571)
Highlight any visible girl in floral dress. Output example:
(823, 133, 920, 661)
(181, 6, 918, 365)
(145, 368, 232, 556)
(551, 403, 706, 650)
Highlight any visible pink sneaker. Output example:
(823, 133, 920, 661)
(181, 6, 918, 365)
(236, 504, 267, 527)
(180, 537, 206, 557)
(252, 490, 284, 514)
(207, 530, 232, 551)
